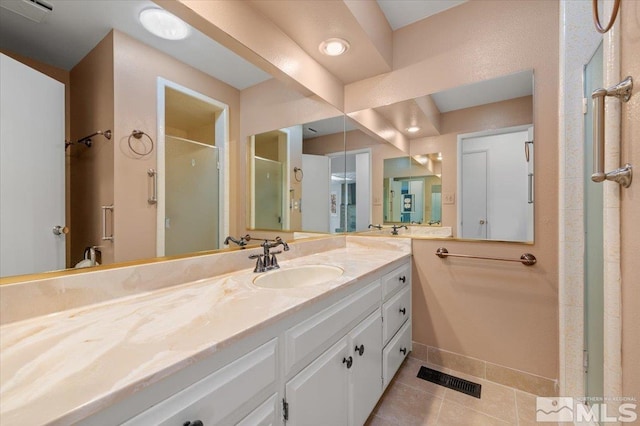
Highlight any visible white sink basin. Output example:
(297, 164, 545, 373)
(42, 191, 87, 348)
(253, 265, 344, 289)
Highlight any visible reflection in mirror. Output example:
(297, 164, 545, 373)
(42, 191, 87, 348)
(351, 69, 534, 242)
(0, 1, 277, 278)
(248, 115, 346, 233)
(383, 154, 442, 225)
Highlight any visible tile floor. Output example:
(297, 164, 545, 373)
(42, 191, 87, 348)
(366, 357, 554, 426)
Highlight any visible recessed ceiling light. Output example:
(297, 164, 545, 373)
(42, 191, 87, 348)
(139, 8, 190, 40)
(319, 38, 350, 56)
(406, 126, 420, 133)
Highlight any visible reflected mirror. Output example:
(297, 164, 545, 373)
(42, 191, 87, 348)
(383, 154, 442, 225)
(248, 115, 348, 233)
(350, 70, 534, 242)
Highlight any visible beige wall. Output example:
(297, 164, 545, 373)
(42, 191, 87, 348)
(69, 33, 115, 266)
(620, 0, 640, 403)
(341, 1, 558, 379)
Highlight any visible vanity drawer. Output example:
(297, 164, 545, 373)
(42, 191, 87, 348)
(382, 285, 411, 345)
(285, 279, 381, 377)
(383, 320, 412, 389)
(382, 262, 411, 300)
(122, 339, 277, 426)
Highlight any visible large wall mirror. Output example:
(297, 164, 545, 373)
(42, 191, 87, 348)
(349, 70, 534, 242)
(0, 1, 344, 279)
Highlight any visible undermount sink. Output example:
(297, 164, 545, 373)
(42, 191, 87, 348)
(253, 265, 344, 289)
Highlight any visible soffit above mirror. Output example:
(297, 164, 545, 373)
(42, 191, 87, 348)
(0, 0, 271, 90)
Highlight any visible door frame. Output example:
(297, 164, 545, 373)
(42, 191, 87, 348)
(156, 78, 229, 256)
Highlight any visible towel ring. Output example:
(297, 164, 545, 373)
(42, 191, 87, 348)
(593, 0, 621, 34)
(294, 167, 304, 182)
(128, 130, 154, 156)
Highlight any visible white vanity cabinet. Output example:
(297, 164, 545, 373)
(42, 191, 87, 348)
(284, 309, 382, 426)
(381, 263, 412, 390)
(81, 257, 411, 426)
(120, 339, 278, 426)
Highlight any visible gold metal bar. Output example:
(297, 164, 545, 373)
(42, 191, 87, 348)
(435, 247, 536, 266)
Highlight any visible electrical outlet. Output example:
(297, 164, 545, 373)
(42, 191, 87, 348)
(442, 193, 455, 204)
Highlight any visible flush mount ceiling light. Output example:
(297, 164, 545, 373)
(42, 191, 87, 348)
(406, 126, 420, 133)
(139, 8, 190, 40)
(319, 38, 350, 56)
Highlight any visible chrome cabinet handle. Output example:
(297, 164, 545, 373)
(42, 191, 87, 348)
(147, 169, 157, 205)
(479, 219, 486, 225)
(101, 205, 114, 241)
(528, 173, 534, 204)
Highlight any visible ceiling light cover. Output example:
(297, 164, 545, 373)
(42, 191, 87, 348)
(406, 126, 420, 133)
(319, 38, 350, 56)
(139, 8, 190, 40)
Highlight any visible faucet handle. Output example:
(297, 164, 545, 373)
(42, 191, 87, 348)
(248, 254, 262, 259)
(270, 250, 282, 255)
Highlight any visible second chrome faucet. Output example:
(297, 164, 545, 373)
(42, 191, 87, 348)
(249, 237, 290, 273)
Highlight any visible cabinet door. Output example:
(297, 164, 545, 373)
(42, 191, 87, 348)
(286, 336, 349, 426)
(349, 310, 383, 426)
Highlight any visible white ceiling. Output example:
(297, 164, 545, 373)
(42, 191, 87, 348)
(0, 0, 271, 90)
(0, 0, 468, 91)
(376, 0, 468, 31)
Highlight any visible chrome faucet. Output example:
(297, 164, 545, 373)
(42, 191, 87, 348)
(368, 224, 383, 230)
(224, 234, 251, 248)
(391, 225, 408, 235)
(249, 237, 290, 272)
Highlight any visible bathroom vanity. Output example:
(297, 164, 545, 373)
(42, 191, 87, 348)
(0, 236, 411, 425)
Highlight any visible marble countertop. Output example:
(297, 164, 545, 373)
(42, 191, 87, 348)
(0, 238, 410, 425)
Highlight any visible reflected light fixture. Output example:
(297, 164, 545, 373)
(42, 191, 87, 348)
(319, 38, 350, 56)
(406, 126, 420, 133)
(139, 8, 190, 40)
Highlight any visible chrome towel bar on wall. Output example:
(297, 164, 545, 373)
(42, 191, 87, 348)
(591, 76, 633, 188)
(435, 247, 537, 266)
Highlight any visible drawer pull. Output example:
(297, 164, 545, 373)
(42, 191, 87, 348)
(400, 347, 407, 355)
(183, 421, 204, 426)
(343, 356, 353, 369)
(399, 307, 406, 315)
(399, 275, 406, 283)
(355, 344, 365, 356)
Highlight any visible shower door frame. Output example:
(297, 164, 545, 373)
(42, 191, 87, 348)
(156, 78, 229, 257)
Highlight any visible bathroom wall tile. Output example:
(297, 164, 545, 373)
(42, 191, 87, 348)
(427, 347, 486, 379)
(486, 362, 556, 396)
(563, 208, 584, 243)
(372, 380, 442, 425)
(443, 377, 517, 424)
(411, 341, 429, 363)
(563, 177, 584, 210)
(435, 400, 509, 426)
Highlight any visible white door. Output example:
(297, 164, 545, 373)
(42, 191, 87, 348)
(0, 54, 65, 277)
(461, 150, 488, 239)
(301, 154, 330, 232)
(349, 310, 383, 426)
(285, 336, 349, 425)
